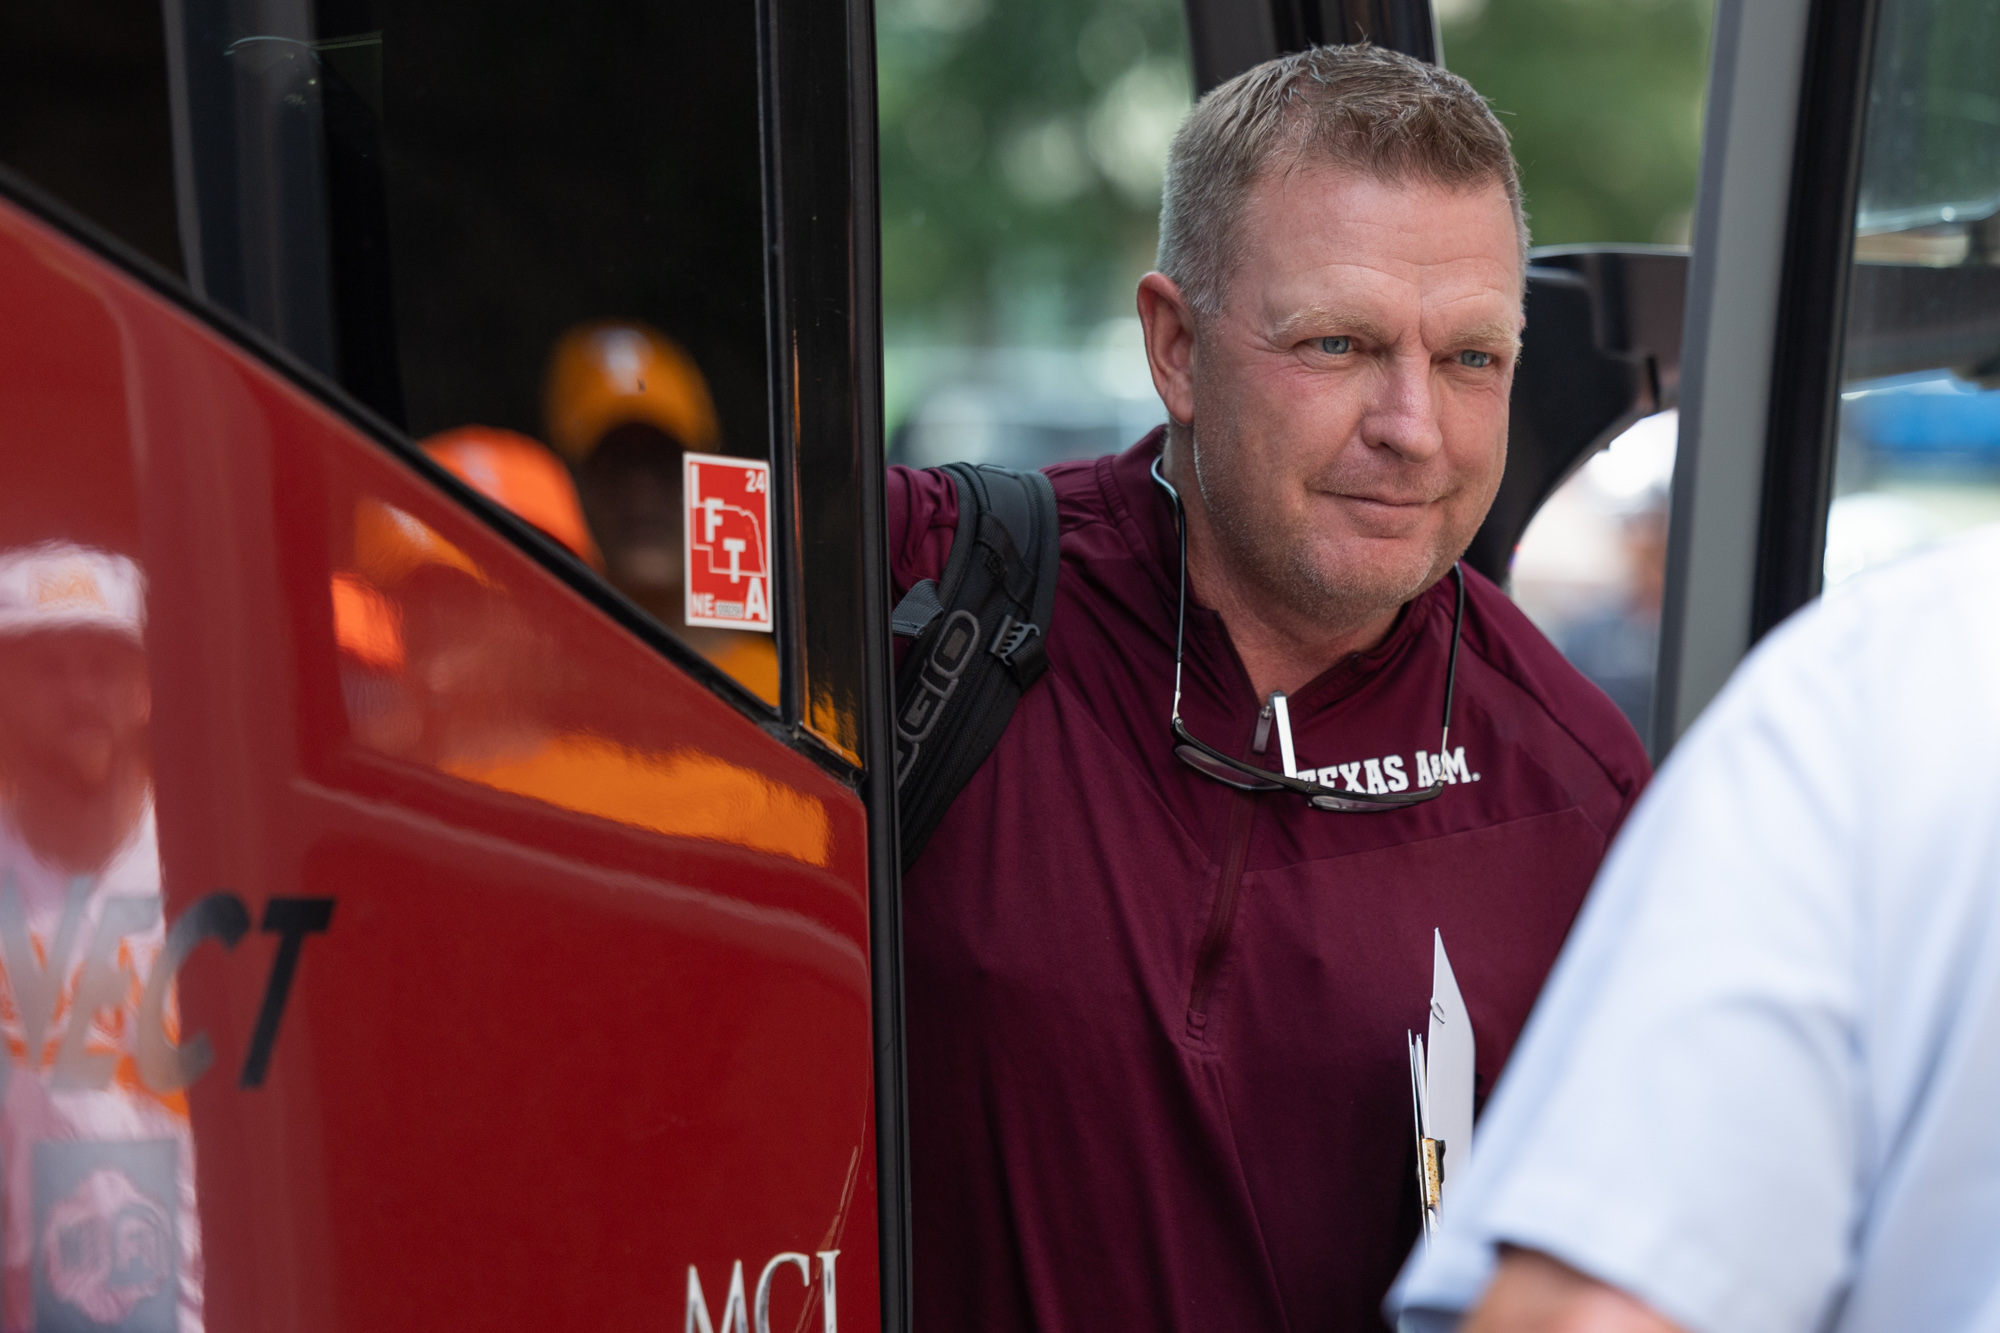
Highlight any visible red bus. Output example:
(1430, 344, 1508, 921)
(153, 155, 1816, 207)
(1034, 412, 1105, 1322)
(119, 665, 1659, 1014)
(0, 0, 1991, 1326)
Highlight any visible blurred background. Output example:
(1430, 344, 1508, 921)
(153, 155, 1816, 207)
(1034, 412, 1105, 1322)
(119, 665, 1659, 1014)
(877, 0, 2000, 743)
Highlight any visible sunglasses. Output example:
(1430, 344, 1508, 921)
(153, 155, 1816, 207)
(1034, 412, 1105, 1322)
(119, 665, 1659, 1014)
(1150, 454, 1464, 813)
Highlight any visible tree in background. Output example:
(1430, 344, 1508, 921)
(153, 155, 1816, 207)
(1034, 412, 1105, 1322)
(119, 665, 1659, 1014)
(877, 0, 1716, 350)
(877, 0, 1190, 347)
(1439, 0, 1713, 246)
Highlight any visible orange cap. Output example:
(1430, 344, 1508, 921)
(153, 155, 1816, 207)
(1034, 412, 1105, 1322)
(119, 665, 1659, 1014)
(351, 499, 490, 590)
(542, 322, 720, 463)
(420, 427, 604, 570)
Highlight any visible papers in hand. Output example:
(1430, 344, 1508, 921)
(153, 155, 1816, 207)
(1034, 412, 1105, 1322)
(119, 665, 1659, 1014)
(1408, 929, 1474, 1243)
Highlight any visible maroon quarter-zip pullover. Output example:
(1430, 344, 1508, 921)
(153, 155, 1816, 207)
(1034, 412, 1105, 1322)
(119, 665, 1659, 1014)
(890, 431, 1649, 1331)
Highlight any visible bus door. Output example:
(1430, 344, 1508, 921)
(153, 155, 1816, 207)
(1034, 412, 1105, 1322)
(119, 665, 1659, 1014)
(1657, 0, 2000, 747)
(0, 0, 904, 1326)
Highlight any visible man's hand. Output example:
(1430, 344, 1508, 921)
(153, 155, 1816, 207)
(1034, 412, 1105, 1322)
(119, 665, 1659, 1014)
(1463, 1249, 1689, 1333)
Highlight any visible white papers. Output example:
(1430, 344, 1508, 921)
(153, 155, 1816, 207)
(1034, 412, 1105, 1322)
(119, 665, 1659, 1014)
(1426, 930, 1475, 1187)
(1408, 929, 1476, 1242)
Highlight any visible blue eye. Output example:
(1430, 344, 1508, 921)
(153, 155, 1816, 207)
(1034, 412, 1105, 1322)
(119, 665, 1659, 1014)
(1317, 336, 1351, 355)
(1458, 349, 1494, 368)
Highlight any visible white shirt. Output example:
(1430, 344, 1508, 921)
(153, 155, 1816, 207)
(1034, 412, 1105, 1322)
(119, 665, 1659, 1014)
(0, 802, 202, 1332)
(1390, 526, 2000, 1333)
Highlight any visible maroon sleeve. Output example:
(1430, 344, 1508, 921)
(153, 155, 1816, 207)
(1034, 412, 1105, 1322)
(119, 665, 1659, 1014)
(886, 465, 960, 674)
(887, 464, 959, 599)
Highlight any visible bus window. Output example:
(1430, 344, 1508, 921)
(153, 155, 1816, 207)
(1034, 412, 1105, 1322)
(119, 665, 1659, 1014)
(155, 0, 781, 704)
(1823, 0, 2000, 587)
(0, 0, 183, 275)
(0, 260, 190, 1330)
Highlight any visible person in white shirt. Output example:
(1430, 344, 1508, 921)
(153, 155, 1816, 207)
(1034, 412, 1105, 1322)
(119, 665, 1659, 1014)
(0, 542, 200, 1333)
(1388, 525, 2000, 1333)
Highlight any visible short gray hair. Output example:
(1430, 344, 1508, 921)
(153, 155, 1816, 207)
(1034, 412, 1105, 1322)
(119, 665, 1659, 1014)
(1157, 45, 1528, 316)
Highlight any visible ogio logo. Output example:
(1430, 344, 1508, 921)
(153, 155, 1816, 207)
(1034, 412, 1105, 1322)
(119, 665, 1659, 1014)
(894, 609, 981, 786)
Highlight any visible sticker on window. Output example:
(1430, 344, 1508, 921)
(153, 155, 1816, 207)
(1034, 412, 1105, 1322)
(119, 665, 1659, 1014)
(683, 452, 773, 632)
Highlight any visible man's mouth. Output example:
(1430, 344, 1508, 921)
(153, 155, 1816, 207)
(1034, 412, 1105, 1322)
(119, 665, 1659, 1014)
(1325, 491, 1437, 510)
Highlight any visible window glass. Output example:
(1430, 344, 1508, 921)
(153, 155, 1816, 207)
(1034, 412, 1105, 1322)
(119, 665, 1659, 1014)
(1438, 0, 1714, 247)
(162, 0, 780, 703)
(1825, 0, 2000, 587)
(877, 0, 1189, 467)
(0, 0, 183, 273)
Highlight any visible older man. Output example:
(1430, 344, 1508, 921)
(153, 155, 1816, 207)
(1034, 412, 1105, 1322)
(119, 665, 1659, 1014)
(889, 46, 1648, 1330)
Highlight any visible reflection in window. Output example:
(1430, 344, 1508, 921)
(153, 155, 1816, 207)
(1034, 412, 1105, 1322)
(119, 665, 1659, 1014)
(331, 493, 827, 866)
(0, 0, 185, 275)
(1827, 0, 2000, 585)
(1510, 412, 1675, 739)
(0, 543, 199, 1332)
(162, 0, 781, 702)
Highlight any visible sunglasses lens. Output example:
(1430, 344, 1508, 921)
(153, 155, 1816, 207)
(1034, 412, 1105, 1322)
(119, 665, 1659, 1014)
(1308, 786, 1441, 813)
(1309, 792, 1387, 812)
(1174, 744, 1285, 791)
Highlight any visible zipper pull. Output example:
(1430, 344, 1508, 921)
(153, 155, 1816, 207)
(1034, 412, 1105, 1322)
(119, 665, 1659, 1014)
(1252, 700, 1274, 753)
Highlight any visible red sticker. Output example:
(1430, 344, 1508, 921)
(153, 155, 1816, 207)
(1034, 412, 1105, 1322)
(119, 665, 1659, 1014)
(683, 452, 773, 632)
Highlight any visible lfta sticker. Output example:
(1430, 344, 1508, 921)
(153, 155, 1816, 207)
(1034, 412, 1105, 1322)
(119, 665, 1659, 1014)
(684, 452, 773, 633)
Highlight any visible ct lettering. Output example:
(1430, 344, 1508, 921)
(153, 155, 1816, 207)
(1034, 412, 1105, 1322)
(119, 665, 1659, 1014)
(241, 896, 335, 1087)
(133, 893, 335, 1093)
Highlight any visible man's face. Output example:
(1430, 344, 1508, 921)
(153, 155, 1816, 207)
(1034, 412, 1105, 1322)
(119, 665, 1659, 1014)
(0, 630, 150, 793)
(574, 424, 684, 600)
(1174, 165, 1521, 623)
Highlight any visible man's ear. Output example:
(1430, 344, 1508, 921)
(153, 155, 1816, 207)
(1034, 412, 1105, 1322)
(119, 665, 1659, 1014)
(1137, 272, 1198, 427)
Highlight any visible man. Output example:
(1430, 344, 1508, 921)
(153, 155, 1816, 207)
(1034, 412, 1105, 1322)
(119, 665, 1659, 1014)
(889, 46, 1649, 1330)
(541, 321, 778, 703)
(1388, 528, 2000, 1333)
(0, 542, 200, 1332)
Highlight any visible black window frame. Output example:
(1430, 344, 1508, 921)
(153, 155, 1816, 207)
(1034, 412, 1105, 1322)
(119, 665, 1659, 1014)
(1749, 0, 1885, 639)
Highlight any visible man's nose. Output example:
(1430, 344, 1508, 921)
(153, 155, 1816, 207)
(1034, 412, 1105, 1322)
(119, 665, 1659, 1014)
(1362, 353, 1445, 461)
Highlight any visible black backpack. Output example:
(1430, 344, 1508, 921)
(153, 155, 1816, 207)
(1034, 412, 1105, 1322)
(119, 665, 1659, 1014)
(889, 463, 1061, 871)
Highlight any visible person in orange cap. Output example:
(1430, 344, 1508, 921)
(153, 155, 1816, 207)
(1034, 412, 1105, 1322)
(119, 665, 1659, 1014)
(420, 427, 603, 572)
(0, 542, 204, 1333)
(339, 493, 563, 768)
(541, 321, 776, 703)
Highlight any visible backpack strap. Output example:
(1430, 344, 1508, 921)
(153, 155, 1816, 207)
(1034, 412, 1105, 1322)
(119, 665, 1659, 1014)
(890, 463, 1061, 871)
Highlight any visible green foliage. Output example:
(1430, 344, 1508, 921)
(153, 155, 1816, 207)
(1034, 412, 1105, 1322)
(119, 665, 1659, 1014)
(877, 0, 1718, 348)
(876, 0, 1189, 343)
(1440, 0, 1714, 246)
